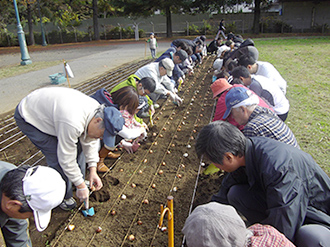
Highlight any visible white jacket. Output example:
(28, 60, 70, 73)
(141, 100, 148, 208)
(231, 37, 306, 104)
(135, 62, 175, 95)
(256, 61, 287, 95)
(18, 87, 100, 186)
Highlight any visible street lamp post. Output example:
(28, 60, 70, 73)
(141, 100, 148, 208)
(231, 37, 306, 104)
(37, 0, 47, 46)
(13, 0, 32, 65)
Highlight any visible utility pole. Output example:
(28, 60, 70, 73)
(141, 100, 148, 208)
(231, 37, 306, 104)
(13, 0, 32, 65)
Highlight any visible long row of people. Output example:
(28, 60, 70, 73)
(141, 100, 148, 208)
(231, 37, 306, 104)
(183, 34, 329, 247)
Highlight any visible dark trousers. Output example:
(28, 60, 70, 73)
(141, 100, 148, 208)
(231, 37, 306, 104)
(14, 107, 86, 199)
(278, 111, 288, 122)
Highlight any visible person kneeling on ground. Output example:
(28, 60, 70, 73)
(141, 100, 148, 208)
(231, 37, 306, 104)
(182, 202, 295, 247)
(195, 121, 330, 246)
(0, 161, 65, 246)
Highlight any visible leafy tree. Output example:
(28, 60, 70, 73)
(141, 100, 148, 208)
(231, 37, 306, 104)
(111, 0, 192, 37)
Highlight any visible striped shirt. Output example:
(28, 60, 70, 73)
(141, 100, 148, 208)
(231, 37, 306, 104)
(243, 106, 299, 148)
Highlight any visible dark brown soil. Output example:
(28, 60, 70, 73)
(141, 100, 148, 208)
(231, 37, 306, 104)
(23, 56, 223, 247)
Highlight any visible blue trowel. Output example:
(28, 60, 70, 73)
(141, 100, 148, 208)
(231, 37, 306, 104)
(82, 199, 95, 217)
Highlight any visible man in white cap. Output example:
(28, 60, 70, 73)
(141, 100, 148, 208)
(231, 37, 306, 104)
(182, 202, 295, 247)
(135, 58, 183, 112)
(0, 161, 65, 246)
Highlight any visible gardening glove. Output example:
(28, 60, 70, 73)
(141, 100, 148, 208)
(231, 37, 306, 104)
(76, 186, 89, 202)
(168, 92, 183, 106)
(203, 164, 220, 175)
(149, 104, 155, 116)
(120, 140, 134, 154)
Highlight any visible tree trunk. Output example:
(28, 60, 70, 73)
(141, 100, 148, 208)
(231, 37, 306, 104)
(252, 0, 261, 34)
(93, 0, 100, 40)
(27, 3, 35, 45)
(165, 6, 172, 38)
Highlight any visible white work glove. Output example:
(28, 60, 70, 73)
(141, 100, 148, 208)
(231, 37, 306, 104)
(174, 94, 183, 106)
(120, 140, 134, 154)
(76, 186, 89, 202)
(168, 92, 183, 106)
(149, 104, 155, 116)
(168, 91, 176, 102)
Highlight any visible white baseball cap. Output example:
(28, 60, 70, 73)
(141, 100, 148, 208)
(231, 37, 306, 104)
(22, 166, 65, 232)
(160, 58, 175, 77)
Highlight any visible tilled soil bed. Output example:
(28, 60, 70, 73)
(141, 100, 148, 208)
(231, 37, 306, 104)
(25, 56, 223, 247)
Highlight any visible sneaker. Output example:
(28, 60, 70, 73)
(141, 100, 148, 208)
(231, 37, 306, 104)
(153, 103, 160, 109)
(140, 112, 150, 118)
(60, 197, 77, 211)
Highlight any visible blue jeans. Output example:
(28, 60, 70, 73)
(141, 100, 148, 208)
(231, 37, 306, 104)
(14, 107, 86, 199)
(150, 48, 156, 58)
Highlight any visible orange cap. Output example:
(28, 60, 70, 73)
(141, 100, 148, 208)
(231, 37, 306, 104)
(210, 78, 232, 99)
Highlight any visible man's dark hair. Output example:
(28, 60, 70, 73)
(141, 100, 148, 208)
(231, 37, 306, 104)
(238, 55, 256, 67)
(214, 70, 230, 80)
(139, 77, 156, 93)
(186, 46, 193, 56)
(195, 121, 246, 165)
(231, 77, 244, 85)
(0, 165, 32, 213)
(226, 59, 238, 72)
(231, 66, 250, 79)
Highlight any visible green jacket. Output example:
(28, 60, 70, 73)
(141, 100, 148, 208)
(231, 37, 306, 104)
(111, 74, 153, 124)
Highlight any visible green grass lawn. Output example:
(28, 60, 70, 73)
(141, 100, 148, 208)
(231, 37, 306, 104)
(255, 37, 330, 175)
(0, 61, 61, 80)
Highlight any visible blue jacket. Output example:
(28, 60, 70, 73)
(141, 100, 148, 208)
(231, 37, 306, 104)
(212, 137, 330, 241)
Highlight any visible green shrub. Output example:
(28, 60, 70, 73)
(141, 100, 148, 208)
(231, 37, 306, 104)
(274, 20, 292, 33)
(184, 24, 200, 35)
(226, 22, 237, 33)
(0, 31, 18, 47)
(123, 26, 134, 39)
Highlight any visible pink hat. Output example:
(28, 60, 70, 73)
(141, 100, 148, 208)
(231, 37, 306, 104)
(210, 78, 232, 99)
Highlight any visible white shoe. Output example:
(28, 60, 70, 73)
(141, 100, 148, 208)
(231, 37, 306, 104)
(60, 197, 77, 211)
(153, 104, 160, 109)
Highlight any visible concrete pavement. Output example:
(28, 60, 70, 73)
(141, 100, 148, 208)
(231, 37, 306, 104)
(0, 40, 171, 116)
